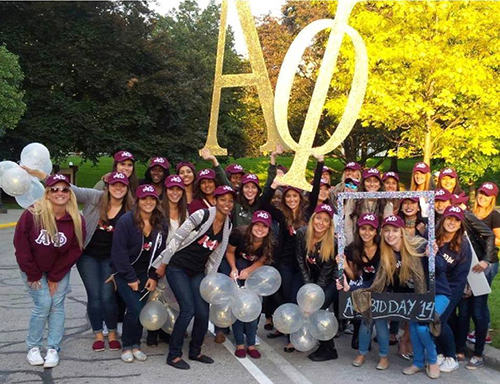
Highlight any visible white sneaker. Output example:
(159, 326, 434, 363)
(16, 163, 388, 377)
(255, 335, 261, 346)
(43, 349, 59, 368)
(116, 322, 123, 337)
(439, 357, 459, 373)
(437, 354, 445, 366)
(132, 350, 147, 361)
(102, 322, 109, 337)
(27, 347, 44, 366)
(121, 350, 134, 363)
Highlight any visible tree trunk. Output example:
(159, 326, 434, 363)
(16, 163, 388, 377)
(389, 156, 399, 172)
(423, 123, 432, 165)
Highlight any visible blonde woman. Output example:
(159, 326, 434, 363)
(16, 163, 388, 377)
(410, 162, 432, 217)
(296, 204, 338, 362)
(14, 174, 86, 368)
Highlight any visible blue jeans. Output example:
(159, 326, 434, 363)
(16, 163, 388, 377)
(233, 318, 258, 347)
(410, 295, 450, 368)
(277, 264, 303, 304)
(76, 254, 118, 333)
(21, 271, 71, 352)
(166, 267, 209, 361)
(457, 293, 489, 357)
(436, 288, 464, 358)
(359, 319, 389, 357)
(116, 272, 148, 350)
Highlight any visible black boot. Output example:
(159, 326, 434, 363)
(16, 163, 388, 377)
(147, 330, 158, 346)
(158, 329, 171, 344)
(308, 342, 339, 362)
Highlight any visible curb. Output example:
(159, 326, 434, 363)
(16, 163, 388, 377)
(0, 222, 16, 229)
(467, 342, 500, 372)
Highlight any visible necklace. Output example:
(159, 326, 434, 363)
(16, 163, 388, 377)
(405, 218, 417, 227)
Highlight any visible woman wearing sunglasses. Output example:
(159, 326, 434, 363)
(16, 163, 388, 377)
(14, 174, 86, 368)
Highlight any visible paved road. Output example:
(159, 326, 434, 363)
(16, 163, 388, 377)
(0, 225, 498, 384)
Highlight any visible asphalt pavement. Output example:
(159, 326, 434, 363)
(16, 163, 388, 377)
(0, 219, 499, 384)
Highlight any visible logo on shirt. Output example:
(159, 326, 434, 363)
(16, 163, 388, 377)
(442, 253, 456, 264)
(35, 230, 68, 247)
(363, 265, 376, 274)
(198, 235, 220, 251)
(396, 260, 402, 269)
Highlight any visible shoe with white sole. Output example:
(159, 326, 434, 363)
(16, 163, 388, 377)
(121, 350, 134, 363)
(102, 322, 109, 337)
(439, 357, 459, 373)
(27, 347, 44, 366)
(116, 323, 123, 337)
(133, 350, 147, 361)
(43, 349, 59, 368)
(437, 354, 445, 366)
(255, 336, 261, 346)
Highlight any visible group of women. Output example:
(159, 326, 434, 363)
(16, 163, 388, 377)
(13, 147, 499, 378)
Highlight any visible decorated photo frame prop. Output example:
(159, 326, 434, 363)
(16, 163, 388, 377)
(337, 190, 436, 321)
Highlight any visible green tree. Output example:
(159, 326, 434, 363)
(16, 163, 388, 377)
(0, 45, 25, 137)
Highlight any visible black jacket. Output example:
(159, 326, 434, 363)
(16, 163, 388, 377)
(463, 211, 498, 264)
(295, 227, 336, 288)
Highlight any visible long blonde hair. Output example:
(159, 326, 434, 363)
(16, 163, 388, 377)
(472, 193, 496, 220)
(305, 212, 335, 263)
(380, 227, 426, 286)
(410, 172, 431, 191)
(30, 188, 84, 249)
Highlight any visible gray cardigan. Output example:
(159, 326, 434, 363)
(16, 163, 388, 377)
(71, 185, 103, 248)
(152, 207, 233, 276)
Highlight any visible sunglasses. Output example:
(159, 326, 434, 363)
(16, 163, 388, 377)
(49, 187, 70, 194)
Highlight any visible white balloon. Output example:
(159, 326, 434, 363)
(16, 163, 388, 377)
(273, 303, 305, 334)
(290, 325, 317, 352)
(297, 283, 325, 313)
(15, 179, 45, 209)
(1, 167, 31, 196)
(245, 266, 282, 296)
(307, 310, 339, 341)
(210, 302, 237, 328)
(161, 305, 179, 334)
(231, 289, 262, 322)
(139, 300, 169, 331)
(158, 278, 180, 312)
(20, 143, 51, 173)
(200, 273, 237, 305)
(0, 161, 19, 187)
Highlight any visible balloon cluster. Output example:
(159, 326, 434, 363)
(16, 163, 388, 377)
(139, 279, 180, 332)
(0, 143, 53, 208)
(273, 283, 339, 352)
(202, 266, 282, 328)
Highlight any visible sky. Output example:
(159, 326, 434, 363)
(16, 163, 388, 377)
(149, 0, 287, 55)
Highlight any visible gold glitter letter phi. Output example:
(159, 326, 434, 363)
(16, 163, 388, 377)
(203, 0, 287, 155)
(275, 0, 368, 191)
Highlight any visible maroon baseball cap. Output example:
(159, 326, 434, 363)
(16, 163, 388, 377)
(283, 185, 302, 196)
(241, 173, 260, 187)
(225, 164, 245, 175)
(383, 171, 400, 182)
(149, 157, 170, 170)
(135, 184, 158, 199)
(402, 197, 419, 203)
(435, 188, 452, 201)
(252, 210, 272, 227)
(322, 166, 333, 174)
(197, 168, 216, 181)
(443, 205, 465, 221)
(46, 174, 70, 187)
(358, 213, 379, 229)
(113, 151, 135, 163)
(478, 182, 498, 197)
(344, 162, 361, 171)
(108, 172, 129, 186)
(314, 203, 334, 217)
(175, 161, 196, 174)
(164, 175, 185, 190)
(277, 165, 288, 174)
(451, 192, 469, 205)
(362, 168, 382, 181)
(213, 185, 237, 198)
(382, 215, 405, 228)
(413, 162, 431, 174)
(320, 178, 331, 188)
(439, 167, 457, 180)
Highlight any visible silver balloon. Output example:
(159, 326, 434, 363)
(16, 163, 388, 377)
(231, 289, 262, 322)
(307, 310, 339, 341)
(0, 161, 19, 187)
(291, 325, 317, 352)
(1, 167, 31, 197)
(20, 143, 51, 175)
(245, 266, 282, 296)
(297, 283, 325, 313)
(159, 278, 180, 311)
(200, 273, 237, 305)
(210, 302, 237, 328)
(139, 300, 168, 331)
(273, 303, 305, 334)
(161, 305, 179, 334)
(15, 179, 45, 209)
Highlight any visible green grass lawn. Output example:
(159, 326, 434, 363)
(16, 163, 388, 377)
(488, 274, 500, 348)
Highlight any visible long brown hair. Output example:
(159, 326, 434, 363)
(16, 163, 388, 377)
(436, 217, 464, 253)
(380, 227, 426, 286)
(99, 186, 134, 226)
(161, 189, 188, 229)
(241, 224, 275, 264)
(281, 190, 308, 230)
(305, 212, 335, 263)
(133, 198, 165, 232)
